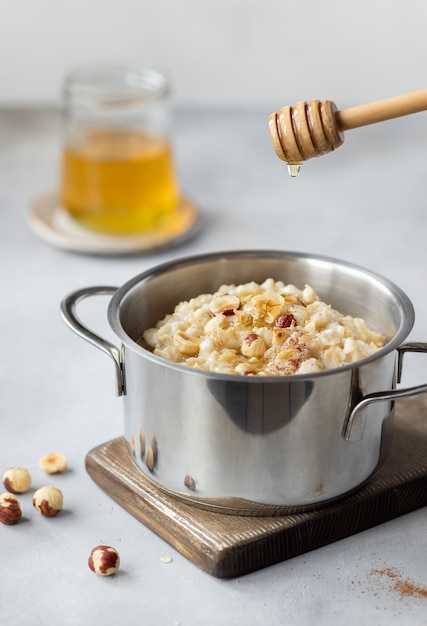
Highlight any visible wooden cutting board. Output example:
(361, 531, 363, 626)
(85, 396, 427, 578)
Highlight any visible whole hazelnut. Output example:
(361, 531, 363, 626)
(32, 486, 63, 517)
(38, 452, 67, 474)
(88, 545, 120, 576)
(2, 467, 32, 494)
(0, 492, 22, 525)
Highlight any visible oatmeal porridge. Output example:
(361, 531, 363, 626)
(142, 278, 384, 376)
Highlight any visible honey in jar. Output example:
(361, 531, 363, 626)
(60, 63, 179, 235)
(60, 128, 179, 234)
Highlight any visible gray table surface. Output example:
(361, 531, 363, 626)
(1, 108, 427, 626)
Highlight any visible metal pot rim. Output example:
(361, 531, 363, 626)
(107, 249, 415, 381)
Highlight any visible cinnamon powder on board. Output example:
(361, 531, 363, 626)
(370, 567, 427, 599)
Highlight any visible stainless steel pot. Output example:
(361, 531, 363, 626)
(60, 250, 427, 515)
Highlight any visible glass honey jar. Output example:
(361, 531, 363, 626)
(59, 63, 180, 235)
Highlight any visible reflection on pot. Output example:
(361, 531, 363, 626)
(207, 378, 313, 434)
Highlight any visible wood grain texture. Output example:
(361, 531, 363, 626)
(85, 396, 427, 578)
(336, 89, 427, 131)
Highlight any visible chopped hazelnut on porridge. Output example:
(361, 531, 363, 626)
(142, 279, 384, 376)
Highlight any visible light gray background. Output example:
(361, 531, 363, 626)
(1, 0, 425, 108)
(2, 4, 427, 624)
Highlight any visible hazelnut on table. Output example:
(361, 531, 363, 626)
(88, 545, 120, 576)
(2, 467, 32, 494)
(0, 492, 22, 525)
(33, 486, 63, 517)
(39, 452, 67, 474)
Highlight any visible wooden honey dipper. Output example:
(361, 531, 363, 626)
(268, 89, 427, 176)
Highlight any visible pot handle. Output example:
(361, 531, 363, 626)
(60, 286, 125, 396)
(343, 342, 427, 441)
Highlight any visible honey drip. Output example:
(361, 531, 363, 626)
(287, 163, 301, 177)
